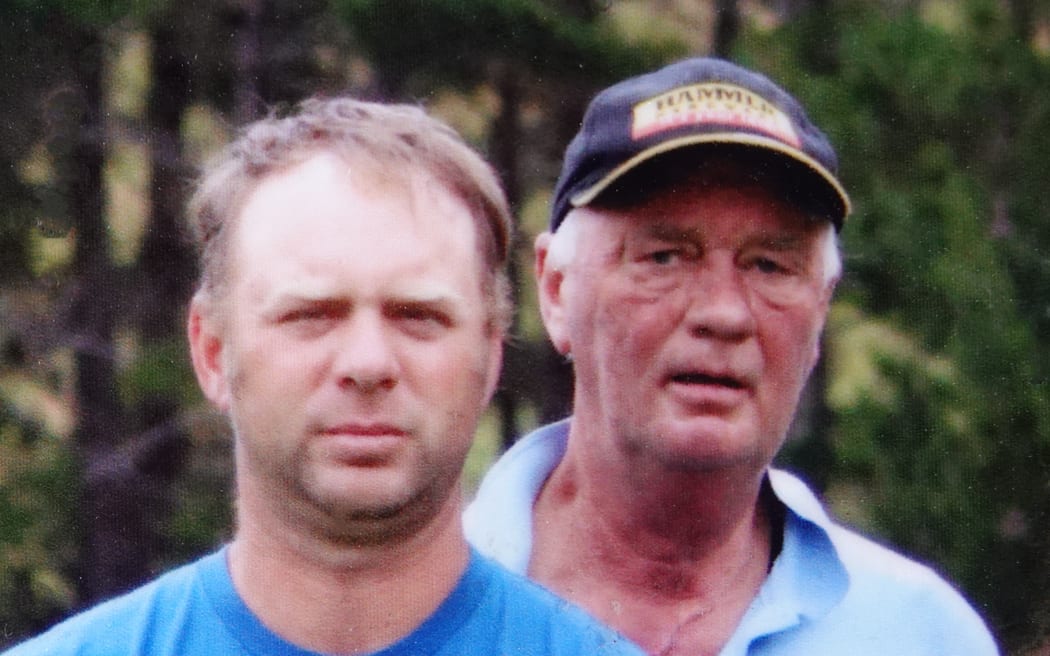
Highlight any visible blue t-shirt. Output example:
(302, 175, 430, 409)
(3, 547, 643, 655)
(465, 419, 1001, 656)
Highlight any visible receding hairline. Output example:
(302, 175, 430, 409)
(198, 148, 508, 325)
(186, 96, 516, 334)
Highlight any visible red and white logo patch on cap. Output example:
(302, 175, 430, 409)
(631, 82, 802, 149)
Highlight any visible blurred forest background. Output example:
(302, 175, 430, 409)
(0, 0, 1048, 652)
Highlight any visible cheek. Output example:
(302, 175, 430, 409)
(408, 339, 492, 404)
(229, 330, 326, 408)
(759, 307, 825, 389)
(583, 284, 685, 374)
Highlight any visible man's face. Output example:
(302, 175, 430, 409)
(190, 152, 501, 543)
(539, 175, 835, 476)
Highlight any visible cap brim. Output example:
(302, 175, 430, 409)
(569, 132, 851, 227)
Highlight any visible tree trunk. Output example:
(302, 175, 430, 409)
(119, 16, 200, 566)
(713, 0, 740, 58)
(488, 65, 525, 449)
(231, 0, 265, 123)
(64, 23, 149, 604)
(140, 22, 196, 340)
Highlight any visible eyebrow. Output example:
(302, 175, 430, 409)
(256, 280, 336, 313)
(260, 282, 469, 319)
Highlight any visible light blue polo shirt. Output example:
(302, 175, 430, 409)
(464, 419, 1000, 655)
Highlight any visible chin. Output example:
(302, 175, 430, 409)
(301, 466, 406, 510)
(307, 485, 426, 536)
(651, 445, 758, 474)
(634, 419, 762, 471)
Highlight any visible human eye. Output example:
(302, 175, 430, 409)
(635, 238, 698, 267)
(284, 307, 328, 322)
(280, 302, 340, 323)
(646, 249, 683, 266)
(751, 255, 792, 276)
(268, 301, 344, 338)
(388, 301, 454, 338)
(742, 236, 813, 277)
(742, 244, 820, 304)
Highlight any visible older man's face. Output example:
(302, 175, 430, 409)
(541, 174, 835, 476)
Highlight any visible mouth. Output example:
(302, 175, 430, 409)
(316, 423, 408, 466)
(669, 372, 747, 389)
(320, 423, 407, 438)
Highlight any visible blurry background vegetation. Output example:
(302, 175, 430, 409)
(0, 0, 1047, 652)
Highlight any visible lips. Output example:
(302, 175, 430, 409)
(316, 423, 408, 465)
(663, 364, 755, 410)
(320, 423, 406, 438)
(669, 371, 746, 388)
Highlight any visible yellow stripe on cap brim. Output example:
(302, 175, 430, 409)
(569, 132, 852, 224)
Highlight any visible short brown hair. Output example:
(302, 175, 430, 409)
(188, 97, 514, 333)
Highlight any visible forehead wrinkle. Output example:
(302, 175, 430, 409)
(637, 214, 818, 252)
(750, 233, 810, 250)
(641, 221, 703, 243)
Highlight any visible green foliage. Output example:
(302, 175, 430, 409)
(0, 5, 68, 281)
(334, 0, 682, 93)
(4, 0, 170, 26)
(160, 415, 233, 567)
(0, 402, 79, 644)
(118, 338, 198, 408)
(0, 212, 36, 283)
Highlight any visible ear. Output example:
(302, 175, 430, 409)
(188, 293, 232, 412)
(534, 231, 571, 356)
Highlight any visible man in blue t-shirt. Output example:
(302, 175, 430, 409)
(5, 98, 642, 656)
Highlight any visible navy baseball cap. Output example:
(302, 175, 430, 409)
(550, 57, 851, 231)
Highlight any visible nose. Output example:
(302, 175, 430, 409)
(683, 257, 755, 340)
(332, 311, 398, 393)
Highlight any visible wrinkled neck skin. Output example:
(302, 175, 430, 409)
(228, 466, 469, 655)
(538, 421, 771, 571)
(530, 423, 775, 656)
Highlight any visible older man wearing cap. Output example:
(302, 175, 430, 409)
(465, 58, 999, 655)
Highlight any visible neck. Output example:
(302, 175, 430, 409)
(530, 425, 775, 655)
(540, 437, 771, 577)
(229, 475, 469, 654)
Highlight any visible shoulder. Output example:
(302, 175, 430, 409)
(463, 553, 644, 656)
(828, 523, 992, 621)
(825, 525, 998, 653)
(771, 471, 998, 653)
(2, 553, 217, 656)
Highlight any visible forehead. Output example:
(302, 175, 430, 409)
(580, 173, 823, 245)
(227, 153, 484, 289)
(239, 152, 471, 235)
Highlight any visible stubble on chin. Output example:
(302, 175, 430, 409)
(285, 456, 459, 549)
